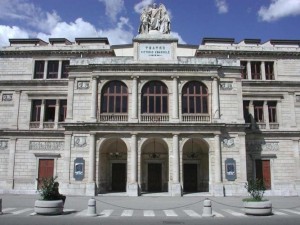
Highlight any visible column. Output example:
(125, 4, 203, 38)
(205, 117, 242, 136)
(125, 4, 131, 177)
(171, 134, 181, 196)
(238, 133, 247, 182)
(214, 134, 221, 183)
(87, 133, 96, 196)
(63, 132, 72, 183)
(249, 100, 255, 130)
(58, 60, 62, 79)
(261, 61, 266, 80)
(263, 101, 269, 129)
(12, 91, 21, 129)
(212, 77, 220, 119)
(54, 99, 60, 129)
(43, 60, 48, 79)
(247, 61, 252, 80)
(66, 78, 75, 122)
(128, 134, 138, 196)
(172, 76, 179, 121)
(40, 99, 45, 128)
(131, 76, 138, 122)
(7, 138, 17, 189)
(90, 77, 98, 122)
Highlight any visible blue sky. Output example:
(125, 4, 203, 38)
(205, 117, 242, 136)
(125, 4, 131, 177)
(0, 0, 300, 47)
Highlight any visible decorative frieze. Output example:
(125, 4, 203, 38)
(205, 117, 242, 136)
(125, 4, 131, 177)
(29, 141, 64, 150)
(2, 94, 13, 101)
(0, 140, 8, 150)
(74, 136, 87, 147)
(247, 141, 279, 152)
(220, 82, 233, 90)
(77, 81, 90, 89)
(222, 138, 235, 148)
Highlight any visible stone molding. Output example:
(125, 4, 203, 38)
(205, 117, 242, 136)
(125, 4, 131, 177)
(29, 141, 64, 150)
(77, 81, 90, 89)
(74, 136, 87, 147)
(222, 138, 235, 148)
(247, 141, 279, 152)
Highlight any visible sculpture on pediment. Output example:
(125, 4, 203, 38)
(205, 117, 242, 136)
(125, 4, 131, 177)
(138, 3, 171, 35)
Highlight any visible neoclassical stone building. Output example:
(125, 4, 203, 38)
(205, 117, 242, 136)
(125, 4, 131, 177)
(0, 34, 300, 196)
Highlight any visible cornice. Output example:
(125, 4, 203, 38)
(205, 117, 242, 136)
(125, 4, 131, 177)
(0, 80, 68, 87)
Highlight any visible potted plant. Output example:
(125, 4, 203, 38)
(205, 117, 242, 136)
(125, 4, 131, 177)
(34, 177, 64, 215)
(243, 179, 272, 216)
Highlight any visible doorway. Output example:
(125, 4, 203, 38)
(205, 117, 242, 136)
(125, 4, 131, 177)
(38, 159, 54, 189)
(255, 159, 271, 190)
(111, 163, 127, 192)
(183, 164, 198, 192)
(148, 163, 162, 192)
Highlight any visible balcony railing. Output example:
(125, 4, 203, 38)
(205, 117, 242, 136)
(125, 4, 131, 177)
(256, 123, 266, 129)
(99, 114, 128, 122)
(182, 114, 210, 122)
(30, 122, 40, 128)
(141, 114, 169, 123)
(270, 123, 279, 129)
(43, 122, 55, 129)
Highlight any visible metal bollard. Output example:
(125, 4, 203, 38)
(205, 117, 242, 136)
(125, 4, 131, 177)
(202, 199, 213, 217)
(0, 198, 2, 215)
(86, 198, 97, 217)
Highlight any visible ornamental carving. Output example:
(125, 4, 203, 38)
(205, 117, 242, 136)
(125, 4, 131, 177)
(247, 141, 279, 152)
(220, 82, 233, 90)
(0, 140, 8, 150)
(222, 138, 235, 148)
(77, 81, 90, 89)
(2, 94, 13, 101)
(74, 137, 87, 147)
(29, 141, 64, 150)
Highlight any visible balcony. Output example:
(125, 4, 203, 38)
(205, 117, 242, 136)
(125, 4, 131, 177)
(43, 122, 55, 129)
(270, 123, 279, 129)
(141, 114, 169, 123)
(182, 114, 210, 122)
(30, 122, 40, 129)
(99, 113, 128, 122)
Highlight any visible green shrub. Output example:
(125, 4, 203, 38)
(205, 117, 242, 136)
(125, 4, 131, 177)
(39, 176, 60, 200)
(244, 179, 266, 201)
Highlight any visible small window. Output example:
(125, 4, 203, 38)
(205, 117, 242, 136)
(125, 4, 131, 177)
(47, 61, 59, 79)
(44, 100, 56, 122)
(243, 101, 251, 123)
(265, 62, 274, 80)
(59, 100, 67, 122)
(268, 101, 277, 123)
(34, 61, 44, 79)
(240, 61, 248, 79)
(253, 101, 264, 122)
(61, 61, 69, 79)
(251, 62, 261, 80)
(31, 100, 42, 121)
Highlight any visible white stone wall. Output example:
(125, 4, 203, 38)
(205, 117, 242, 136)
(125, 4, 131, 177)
(0, 58, 33, 80)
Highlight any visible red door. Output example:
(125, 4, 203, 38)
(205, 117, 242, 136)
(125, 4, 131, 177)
(255, 160, 271, 190)
(38, 159, 54, 189)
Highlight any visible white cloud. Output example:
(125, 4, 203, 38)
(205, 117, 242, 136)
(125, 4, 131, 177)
(170, 32, 186, 45)
(0, 25, 29, 47)
(258, 0, 300, 22)
(134, 0, 154, 14)
(215, 0, 228, 14)
(98, 0, 125, 21)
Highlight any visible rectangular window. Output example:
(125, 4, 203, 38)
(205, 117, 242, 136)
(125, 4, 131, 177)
(47, 61, 59, 79)
(251, 62, 261, 80)
(61, 60, 69, 78)
(241, 61, 248, 79)
(31, 100, 42, 121)
(253, 101, 264, 122)
(268, 101, 277, 123)
(34, 61, 44, 79)
(44, 100, 56, 122)
(243, 101, 251, 123)
(265, 62, 274, 80)
(59, 100, 67, 122)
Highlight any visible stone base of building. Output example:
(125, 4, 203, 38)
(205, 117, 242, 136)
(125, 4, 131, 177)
(211, 183, 225, 196)
(86, 183, 96, 196)
(223, 183, 248, 196)
(170, 183, 182, 196)
(127, 183, 139, 196)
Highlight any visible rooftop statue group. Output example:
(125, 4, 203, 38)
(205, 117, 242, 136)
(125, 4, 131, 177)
(138, 3, 171, 35)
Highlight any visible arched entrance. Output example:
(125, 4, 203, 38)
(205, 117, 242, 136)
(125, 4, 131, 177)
(99, 138, 127, 193)
(182, 138, 209, 193)
(141, 138, 169, 193)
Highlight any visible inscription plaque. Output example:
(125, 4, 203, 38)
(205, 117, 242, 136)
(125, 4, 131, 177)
(139, 43, 172, 60)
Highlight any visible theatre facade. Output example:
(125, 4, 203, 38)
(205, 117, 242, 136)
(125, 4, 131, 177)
(1, 6, 300, 196)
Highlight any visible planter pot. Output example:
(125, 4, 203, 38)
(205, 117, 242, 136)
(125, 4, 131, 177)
(34, 200, 64, 215)
(243, 200, 272, 216)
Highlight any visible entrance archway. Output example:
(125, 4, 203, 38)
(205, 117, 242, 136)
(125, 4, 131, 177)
(182, 138, 209, 193)
(99, 138, 127, 193)
(141, 138, 169, 193)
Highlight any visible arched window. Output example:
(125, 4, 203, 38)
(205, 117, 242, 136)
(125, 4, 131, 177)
(142, 81, 168, 114)
(182, 81, 208, 114)
(101, 81, 128, 113)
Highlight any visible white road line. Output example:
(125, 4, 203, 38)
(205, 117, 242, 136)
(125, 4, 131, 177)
(121, 210, 133, 217)
(100, 210, 113, 217)
(2, 208, 16, 213)
(222, 209, 247, 217)
(163, 210, 178, 217)
(75, 209, 88, 217)
(11, 208, 33, 215)
(183, 210, 202, 218)
(144, 210, 155, 217)
(212, 210, 224, 217)
(281, 209, 300, 215)
(273, 210, 288, 216)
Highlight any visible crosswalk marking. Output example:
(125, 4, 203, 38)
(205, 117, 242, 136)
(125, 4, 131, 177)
(281, 209, 300, 215)
(2, 208, 16, 213)
(121, 210, 133, 217)
(183, 210, 201, 217)
(273, 210, 288, 216)
(222, 209, 247, 217)
(100, 210, 113, 217)
(144, 210, 155, 217)
(212, 210, 224, 217)
(163, 210, 177, 217)
(11, 208, 33, 215)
